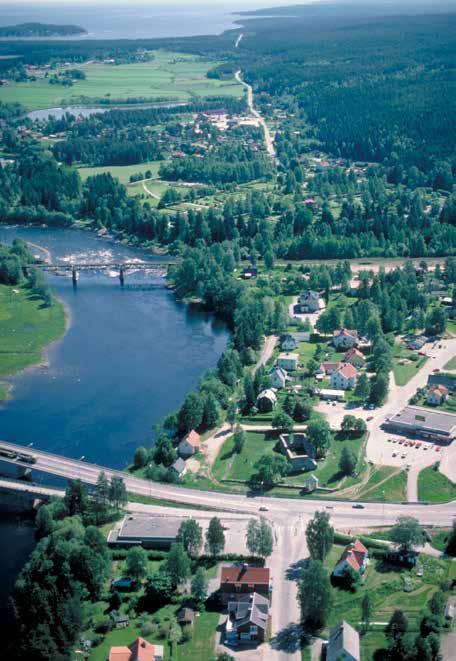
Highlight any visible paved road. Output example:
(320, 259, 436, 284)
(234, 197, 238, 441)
(235, 70, 277, 160)
(235, 33, 243, 48)
(0, 440, 454, 526)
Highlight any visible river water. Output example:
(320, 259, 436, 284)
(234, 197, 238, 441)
(0, 225, 228, 625)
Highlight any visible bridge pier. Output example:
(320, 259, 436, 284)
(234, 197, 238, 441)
(119, 266, 125, 287)
(72, 266, 78, 287)
(17, 465, 32, 481)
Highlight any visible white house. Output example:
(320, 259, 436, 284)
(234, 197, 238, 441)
(269, 365, 288, 389)
(333, 329, 359, 349)
(178, 430, 201, 458)
(327, 621, 360, 661)
(302, 474, 319, 492)
(281, 334, 298, 352)
(333, 539, 369, 578)
(298, 290, 325, 313)
(330, 363, 358, 390)
(256, 389, 277, 412)
(277, 353, 299, 371)
(427, 384, 449, 406)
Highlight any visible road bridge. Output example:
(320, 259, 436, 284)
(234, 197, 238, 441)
(25, 259, 179, 286)
(0, 440, 454, 526)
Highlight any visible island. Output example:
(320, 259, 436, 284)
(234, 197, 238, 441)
(0, 23, 87, 38)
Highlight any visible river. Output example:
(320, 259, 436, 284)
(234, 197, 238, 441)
(0, 225, 228, 624)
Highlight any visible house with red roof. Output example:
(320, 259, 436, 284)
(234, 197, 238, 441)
(317, 362, 342, 377)
(108, 637, 164, 661)
(344, 348, 365, 368)
(332, 540, 369, 578)
(178, 430, 201, 458)
(219, 565, 271, 604)
(333, 329, 359, 349)
(330, 363, 358, 390)
(427, 384, 449, 406)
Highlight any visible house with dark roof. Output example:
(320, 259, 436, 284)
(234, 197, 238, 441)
(177, 607, 196, 627)
(332, 540, 369, 578)
(219, 565, 271, 604)
(326, 621, 360, 661)
(428, 373, 456, 392)
(170, 457, 187, 477)
(226, 592, 269, 643)
(269, 365, 288, 389)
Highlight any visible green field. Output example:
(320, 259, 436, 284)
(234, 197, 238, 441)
(0, 284, 66, 389)
(444, 356, 456, 370)
(0, 51, 243, 110)
(417, 465, 456, 503)
(77, 161, 165, 184)
(356, 466, 407, 503)
(212, 430, 366, 493)
(393, 343, 427, 386)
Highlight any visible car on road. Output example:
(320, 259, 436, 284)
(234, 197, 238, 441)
(352, 504, 365, 509)
(433, 368, 440, 372)
(367, 416, 374, 421)
(259, 506, 269, 512)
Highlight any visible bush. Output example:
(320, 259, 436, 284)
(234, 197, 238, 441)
(141, 621, 158, 637)
(95, 620, 113, 634)
(333, 531, 389, 550)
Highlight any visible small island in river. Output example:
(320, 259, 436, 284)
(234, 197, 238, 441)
(0, 23, 87, 38)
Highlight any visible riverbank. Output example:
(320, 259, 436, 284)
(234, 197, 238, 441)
(0, 283, 67, 399)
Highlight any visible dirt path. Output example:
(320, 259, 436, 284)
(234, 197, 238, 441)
(254, 334, 278, 374)
(235, 70, 277, 160)
(142, 182, 160, 200)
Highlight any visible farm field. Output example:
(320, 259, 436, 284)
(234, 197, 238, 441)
(0, 51, 243, 110)
(77, 161, 165, 184)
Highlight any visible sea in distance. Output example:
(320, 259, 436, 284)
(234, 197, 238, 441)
(0, 1, 290, 40)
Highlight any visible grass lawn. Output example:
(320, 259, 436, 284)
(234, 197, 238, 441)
(322, 544, 452, 645)
(0, 51, 243, 110)
(212, 430, 367, 493)
(417, 465, 456, 503)
(77, 160, 164, 184)
(392, 343, 427, 386)
(0, 284, 66, 381)
(355, 466, 407, 503)
(430, 529, 452, 553)
(444, 356, 456, 370)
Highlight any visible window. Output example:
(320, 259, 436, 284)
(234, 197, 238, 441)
(250, 625, 258, 635)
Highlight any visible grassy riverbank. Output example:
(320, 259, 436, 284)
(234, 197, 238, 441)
(0, 283, 66, 396)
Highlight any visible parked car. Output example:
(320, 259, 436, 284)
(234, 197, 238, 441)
(259, 506, 269, 512)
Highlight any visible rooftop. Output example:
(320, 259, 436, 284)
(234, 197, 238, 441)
(221, 565, 270, 586)
(182, 430, 201, 448)
(387, 406, 456, 435)
(118, 515, 182, 541)
(327, 621, 360, 661)
(109, 638, 163, 661)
